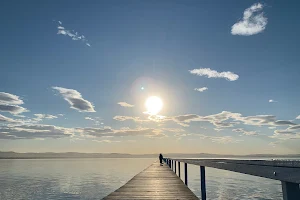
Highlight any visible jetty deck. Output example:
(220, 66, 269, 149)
(102, 161, 198, 200)
(104, 158, 300, 200)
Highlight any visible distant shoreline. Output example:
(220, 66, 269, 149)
(0, 151, 299, 159)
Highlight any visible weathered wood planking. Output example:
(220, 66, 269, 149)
(102, 161, 199, 200)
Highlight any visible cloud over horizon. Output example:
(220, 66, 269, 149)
(0, 124, 73, 140)
(52, 87, 95, 112)
(189, 68, 239, 81)
(231, 3, 267, 36)
(76, 127, 165, 138)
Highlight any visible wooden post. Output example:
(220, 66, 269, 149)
(200, 166, 207, 200)
(175, 161, 177, 174)
(282, 181, 300, 200)
(178, 161, 181, 178)
(184, 163, 188, 186)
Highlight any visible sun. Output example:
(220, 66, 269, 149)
(145, 96, 163, 115)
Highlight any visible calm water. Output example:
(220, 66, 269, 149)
(0, 158, 283, 200)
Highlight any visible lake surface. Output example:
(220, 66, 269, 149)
(0, 158, 283, 200)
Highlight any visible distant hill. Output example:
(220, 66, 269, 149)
(0, 151, 299, 159)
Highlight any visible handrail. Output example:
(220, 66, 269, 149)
(164, 158, 300, 200)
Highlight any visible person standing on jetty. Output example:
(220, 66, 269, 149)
(159, 153, 163, 164)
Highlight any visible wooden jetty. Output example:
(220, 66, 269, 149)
(103, 158, 300, 200)
(102, 161, 198, 200)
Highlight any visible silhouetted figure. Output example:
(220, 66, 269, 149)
(159, 153, 163, 164)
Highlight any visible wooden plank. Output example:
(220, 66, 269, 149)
(102, 161, 198, 200)
(171, 159, 300, 184)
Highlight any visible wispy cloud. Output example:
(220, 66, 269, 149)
(113, 115, 149, 122)
(210, 136, 242, 144)
(173, 111, 296, 128)
(196, 134, 242, 144)
(231, 3, 267, 36)
(115, 110, 297, 134)
(85, 117, 94, 121)
(271, 127, 300, 140)
(33, 114, 59, 122)
(296, 115, 300, 120)
(117, 102, 134, 107)
(92, 139, 121, 143)
(55, 21, 91, 46)
(0, 114, 17, 123)
(189, 68, 239, 81)
(84, 117, 102, 125)
(269, 99, 277, 103)
(0, 92, 24, 105)
(76, 127, 164, 138)
(232, 128, 258, 136)
(52, 87, 95, 112)
(0, 124, 73, 140)
(0, 105, 28, 115)
(194, 87, 208, 92)
(0, 92, 29, 115)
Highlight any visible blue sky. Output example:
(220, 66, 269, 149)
(1, 1, 300, 154)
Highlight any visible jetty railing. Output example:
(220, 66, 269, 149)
(164, 158, 300, 200)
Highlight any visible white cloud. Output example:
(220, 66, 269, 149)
(85, 117, 94, 121)
(0, 105, 29, 115)
(269, 99, 277, 103)
(56, 21, 91, 47)
(52, 87, 95, 112)
(33, 114, 58, 122)
(231, 3, 267, 36)
(0, 92, 24, 105)
(84, 117, 102, 125)
(117, 102, 134, 107)
(189, 68, 239, 81)
(296, 115, 300, 120)
(0, 92, 29, 114)
(194, 87, 208, 92)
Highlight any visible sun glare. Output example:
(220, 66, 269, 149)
(145, 96, 163, 115)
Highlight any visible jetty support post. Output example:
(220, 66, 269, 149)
(178, 161, 181, 178)
(200, 166, 207, 200)
(184, 163, 188, 186)
(281, 181, 300, 200)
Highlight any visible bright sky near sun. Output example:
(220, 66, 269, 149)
(1, 1, 300, 154)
